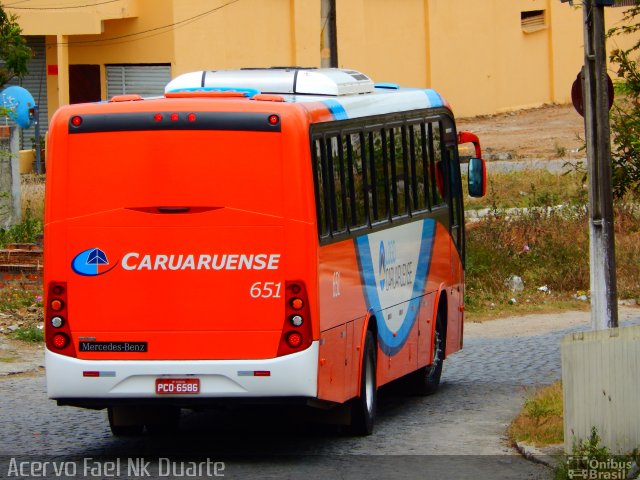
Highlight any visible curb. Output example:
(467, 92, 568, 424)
(515, 441, 563, 469)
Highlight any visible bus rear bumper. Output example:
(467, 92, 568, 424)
(45, 342, 319, 402)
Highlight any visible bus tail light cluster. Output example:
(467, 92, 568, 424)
(45, 282, 76, 358)
(277, 281, 312, 357)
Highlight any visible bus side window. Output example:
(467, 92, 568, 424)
(386, 126, 409, 218)
(427, 121, 446, 206)
(408, 123, 427, 213)
(312, 138, 330, 237)
(367, 130, 390, 223)
(334, 136, 350, 233)
(347, 132, 368, 228)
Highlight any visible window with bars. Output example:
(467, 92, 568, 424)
(311, 113, 452, 242)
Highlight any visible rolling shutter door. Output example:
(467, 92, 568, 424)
(106, 65, 171, 98)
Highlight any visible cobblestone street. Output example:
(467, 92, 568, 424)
(1, 308, 638, 479)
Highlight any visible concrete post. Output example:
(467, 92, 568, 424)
(0, 126, 21, 227)
(10, 126, 21, 224)
(582, 0, 618, 330)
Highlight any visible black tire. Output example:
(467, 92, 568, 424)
(349, 330, 377, 435)
(108, 407, 144, 437)
(407, 309, 445, 396)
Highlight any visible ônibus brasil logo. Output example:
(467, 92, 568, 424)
(71, 248, 116, 276)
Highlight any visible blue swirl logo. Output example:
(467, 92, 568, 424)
(72, 248, 116, 276)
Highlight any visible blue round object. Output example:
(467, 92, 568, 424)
(1, 85, 36, 128)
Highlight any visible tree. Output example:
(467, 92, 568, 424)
(0, 4, 31, 227)
(608, 1, 640, 198)
(0, 5, 31, 87)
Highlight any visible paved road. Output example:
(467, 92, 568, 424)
(1, 309, 638, 479)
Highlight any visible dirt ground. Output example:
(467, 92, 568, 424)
(457, 103, 586, 160)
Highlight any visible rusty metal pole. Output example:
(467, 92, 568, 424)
(582, 0, 618, 330)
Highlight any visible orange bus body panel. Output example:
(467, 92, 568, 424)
(45, 98, 320, 362)
(44, 83, 467, 408)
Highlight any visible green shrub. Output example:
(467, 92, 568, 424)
(11, 326, 44, 343)
(0, 203, 43, 247)
(555, 427, 639, 480)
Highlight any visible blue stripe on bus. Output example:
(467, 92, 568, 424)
(423, 89, 444, 108)
(355, 219, 437, 356)
(323, 100, 349, 120)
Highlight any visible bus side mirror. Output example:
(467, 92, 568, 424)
(468, 157, 486, 198)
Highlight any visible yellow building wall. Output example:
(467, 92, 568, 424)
(10, 0, 640, 119)
(171, 0, 320, 74)
(427, 0, 570, 117)
(336, 0, 637, 117)
(9, 0, 139, 36)
(336, 0, 429, 87)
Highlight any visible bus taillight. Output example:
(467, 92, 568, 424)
(286, 332, 303, 348)
(277, 281, 312, 357)
(45, 282, 77, 358)
(52, 333, 69, 349)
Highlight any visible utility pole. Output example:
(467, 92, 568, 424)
(581, 0, 618, 330)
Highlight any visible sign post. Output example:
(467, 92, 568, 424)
(580, 0, 619, 330)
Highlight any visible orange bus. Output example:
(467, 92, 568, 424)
(44, 68, 485, 436)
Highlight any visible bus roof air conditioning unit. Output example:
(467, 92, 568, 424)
(165, 68, 375, 96)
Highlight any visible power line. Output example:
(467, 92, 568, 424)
(5, 0, 121, 9)
(44, 0, 241, 46)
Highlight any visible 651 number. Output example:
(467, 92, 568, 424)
(250, 282, 282, 299)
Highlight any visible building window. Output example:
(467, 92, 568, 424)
(521, 10, 546, 33)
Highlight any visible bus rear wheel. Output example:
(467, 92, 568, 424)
(349, 330, 377, 435)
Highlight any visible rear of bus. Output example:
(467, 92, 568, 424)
(44, 95, 320, 409)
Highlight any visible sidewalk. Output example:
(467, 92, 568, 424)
(0, 335, 43, 376)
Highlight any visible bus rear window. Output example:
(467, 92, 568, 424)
(63, 129, 283, 218)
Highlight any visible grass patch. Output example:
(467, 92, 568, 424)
(508, 381, 564, 447)
(10, 326, 44, 343)
(510, 387, 640, 480)
(467, 298, 589, 322)
(0, 203, 43, 248)
(464, 168, 587, 211)
(20, 174, 45, 221)
(464, 201, 640, 318)
(0, 288, 41, 312)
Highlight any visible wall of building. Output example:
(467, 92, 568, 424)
(172, 0, 320, 74)
(9, 0, 640, 119)
(336, 0, 429, 88)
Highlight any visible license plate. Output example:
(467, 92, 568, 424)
(155, 378, 200, 395)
